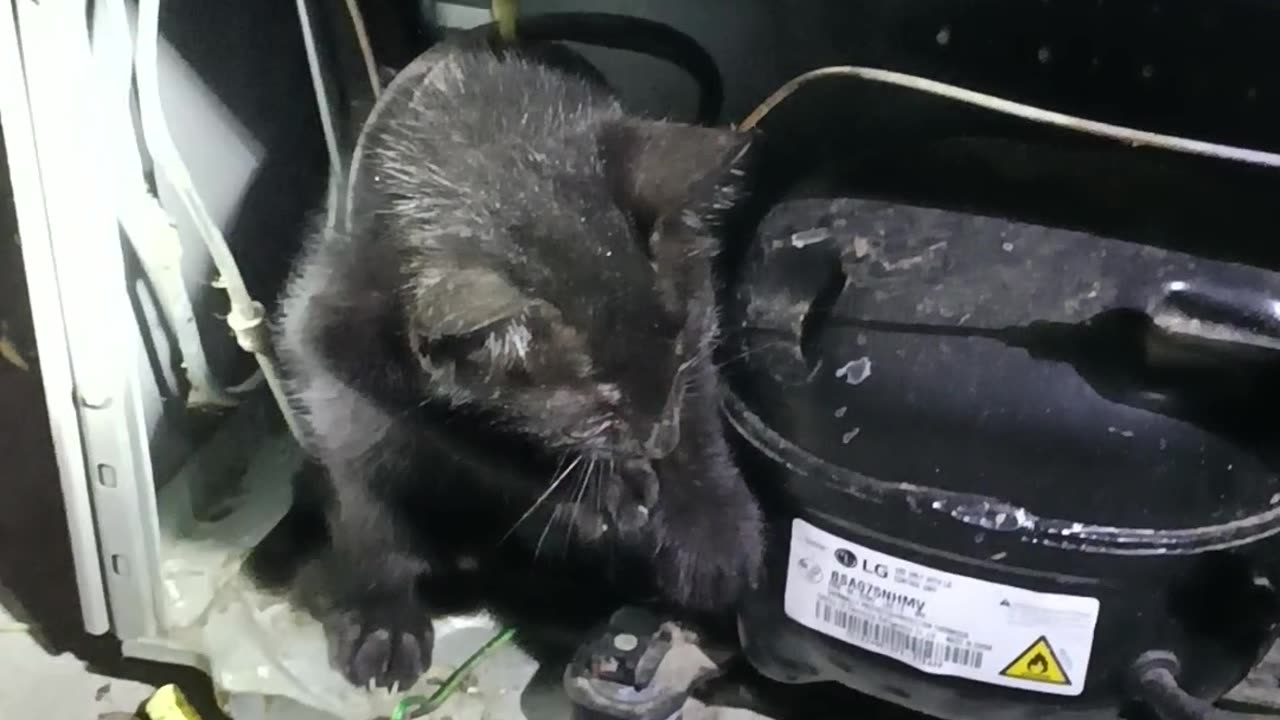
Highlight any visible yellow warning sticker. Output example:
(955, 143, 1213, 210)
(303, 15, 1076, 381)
(999, 636, 1071, 686)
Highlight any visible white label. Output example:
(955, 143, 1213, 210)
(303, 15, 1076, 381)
(785, 519, 1099, 696)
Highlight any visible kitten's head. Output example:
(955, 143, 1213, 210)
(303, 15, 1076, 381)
(407, 119, 752, 485)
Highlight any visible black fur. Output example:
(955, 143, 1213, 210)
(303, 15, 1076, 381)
(268, 46, 764, 690)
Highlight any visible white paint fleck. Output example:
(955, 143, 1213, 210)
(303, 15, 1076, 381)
(791, 228, 831, 248)
(1001, 241, 1014, 252)
(853, 235, 871, 257)
(841, 428, 861, 444)
(1270, 493, 1280, 506)
(1013, 508, 1032, 528)
(989, 552, 1008, 561)
(834, 406, 848, 418)
(835, 357, 873, 385)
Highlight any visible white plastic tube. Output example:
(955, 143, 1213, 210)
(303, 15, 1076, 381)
(135, 0, 302, 440)
(740, 65, 1280, 169)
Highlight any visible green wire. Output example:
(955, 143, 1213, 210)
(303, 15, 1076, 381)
(390, 627, 518, 720)
(491, 0, 519, 43)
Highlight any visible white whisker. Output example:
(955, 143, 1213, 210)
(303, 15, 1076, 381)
(534, 509, 556, 560)
(502, 453, 581, 543)
(565, 456, 594, 556)
(713, 339, 792, 369)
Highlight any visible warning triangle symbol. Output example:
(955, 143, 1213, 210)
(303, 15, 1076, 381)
(999, 636, 1071, 686)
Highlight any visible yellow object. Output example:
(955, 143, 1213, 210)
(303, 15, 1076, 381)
(143, 684, 204, 720)
(0, 322, 29, 371)
(999, 636, 1071, 686)
(491, 0, 519, 42)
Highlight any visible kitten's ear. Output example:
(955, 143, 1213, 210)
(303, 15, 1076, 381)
(409, 268, 547, 372)
(599, 119, 754, 229)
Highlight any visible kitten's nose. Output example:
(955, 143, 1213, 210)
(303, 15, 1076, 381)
(644, 420, 680, 459)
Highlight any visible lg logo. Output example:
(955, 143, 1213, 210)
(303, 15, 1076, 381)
(835, 547, 889, 579)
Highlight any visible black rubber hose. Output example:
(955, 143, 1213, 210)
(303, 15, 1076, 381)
(1131, 654, 1246, 720)
(459, 12, 724, 125)
(1137, 667, 1224, 720)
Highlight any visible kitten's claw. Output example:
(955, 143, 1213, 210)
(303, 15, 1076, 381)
(605, 460, 659, 533)
(616, 502, 649, 534)
(324, 601, 433, 689)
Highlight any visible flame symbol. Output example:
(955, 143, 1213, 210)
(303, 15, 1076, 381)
(1028, 653, 1049, 674)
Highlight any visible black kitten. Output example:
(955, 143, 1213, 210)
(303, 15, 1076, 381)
(271, 45, 764, 690)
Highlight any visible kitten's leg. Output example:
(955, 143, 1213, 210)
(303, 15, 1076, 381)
(647, 375, 766, 612)
(312, 477, 435, 690)
(297, 375, 435, 690)
(244, 462, 330, 589)
(648, 459, 765, 612)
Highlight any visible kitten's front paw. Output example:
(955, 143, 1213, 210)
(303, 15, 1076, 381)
(603, 459, 660, 534)
(324, 600, 433, 689)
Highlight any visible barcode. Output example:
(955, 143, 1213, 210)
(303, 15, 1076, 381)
(815, 598, 984, 670)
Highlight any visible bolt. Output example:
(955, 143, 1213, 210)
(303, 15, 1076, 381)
(613, 633, 639, 652)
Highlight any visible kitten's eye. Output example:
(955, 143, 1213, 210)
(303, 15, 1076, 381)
(622, 212, 657, 260)
(422, 333, 472, 360)
(506, 363, 533, 384)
